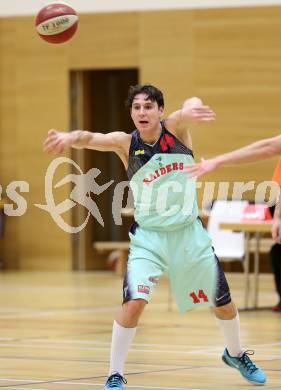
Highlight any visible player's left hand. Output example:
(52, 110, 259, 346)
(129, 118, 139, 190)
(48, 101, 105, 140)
(182, 97, 216, 123)
(272, 218, 281, 244)
(188, 106, 216, 123)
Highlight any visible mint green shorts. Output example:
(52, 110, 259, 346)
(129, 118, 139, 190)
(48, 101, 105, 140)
(123, 218, 219, 314)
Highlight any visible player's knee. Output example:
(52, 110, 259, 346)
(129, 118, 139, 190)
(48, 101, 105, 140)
(213, 301, 237, 320)
(119, 299, 147, 326)
(124, 299, 147, 318)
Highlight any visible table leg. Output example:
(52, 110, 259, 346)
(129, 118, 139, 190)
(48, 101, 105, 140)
(244, 232, 250, 309)
(168, 284, 173, 312)
(254, 232, 260, 308)
(116, 251, 128, 277)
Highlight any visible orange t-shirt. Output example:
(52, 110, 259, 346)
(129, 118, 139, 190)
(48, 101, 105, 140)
(272, 158, 281, 185)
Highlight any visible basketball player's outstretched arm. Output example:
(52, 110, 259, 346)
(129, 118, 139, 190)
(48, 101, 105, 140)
(43, 129, 130, 155)
(186, 134, 281, 178)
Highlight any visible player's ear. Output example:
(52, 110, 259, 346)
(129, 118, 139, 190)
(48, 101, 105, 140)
(159, 106, 164, 117)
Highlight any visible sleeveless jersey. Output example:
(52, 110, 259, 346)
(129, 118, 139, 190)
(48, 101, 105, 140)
(127, 121, 198, 231)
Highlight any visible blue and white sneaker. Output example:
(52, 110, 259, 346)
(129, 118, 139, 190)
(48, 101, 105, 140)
(103, 373, 127, 389)
(222, 348, 266, 385)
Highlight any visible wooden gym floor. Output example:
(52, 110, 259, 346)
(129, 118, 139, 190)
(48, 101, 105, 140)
(0, 271, 280, 390)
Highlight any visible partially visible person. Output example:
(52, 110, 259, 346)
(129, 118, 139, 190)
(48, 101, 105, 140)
(186, 134, 281, 178)
(270, 159, 281, 311)
(186, 135, 281, 241)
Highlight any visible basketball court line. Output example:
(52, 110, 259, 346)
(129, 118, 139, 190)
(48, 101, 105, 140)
(0, 386, 278, 390)
(0, 352, 280, 389)
(0, 377, 202, 389)
(0, 354, 209, 367)
(0, 378, 281, 390)
(0, 385, 201, 390)
(0, 338, 226, 349)
(0, 387, 44, 390)
(0, 348, 279, 390)
(0, 342, 224, 354)
(13, 338, 281, 350)
(0, 358, 280, 384)
(0, 377, 203, 390)
(0, 354, 280, 373)
(0, 306, 121, 320)
(0, 340, 280, 357)
(1, 336, 281, 350)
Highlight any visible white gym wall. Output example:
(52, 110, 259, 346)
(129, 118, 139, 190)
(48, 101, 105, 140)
(1, 0, 281, 16)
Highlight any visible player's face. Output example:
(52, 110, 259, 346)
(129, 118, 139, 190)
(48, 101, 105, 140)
(130, 93, 164, 133)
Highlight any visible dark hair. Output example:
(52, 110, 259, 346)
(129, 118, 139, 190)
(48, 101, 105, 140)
(125, 84, 164, 109)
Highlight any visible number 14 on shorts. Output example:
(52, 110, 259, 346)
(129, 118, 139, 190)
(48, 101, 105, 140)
(189, 289, 209, 304)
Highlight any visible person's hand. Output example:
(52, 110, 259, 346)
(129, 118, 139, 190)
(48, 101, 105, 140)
(189, 106, 216, 123)
(186, 157, 219, 179)
(272, 218, 281, 244)
(182, 97, 216, 123)
(43, 129, 74, 155)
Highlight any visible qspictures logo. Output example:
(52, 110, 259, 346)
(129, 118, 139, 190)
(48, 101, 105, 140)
(0, 157, 280, 233)
(35, 157, 114, 233)
(0, 157, 115, 233)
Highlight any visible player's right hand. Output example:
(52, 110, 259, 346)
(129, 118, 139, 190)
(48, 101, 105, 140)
(43, 129, 73, 155)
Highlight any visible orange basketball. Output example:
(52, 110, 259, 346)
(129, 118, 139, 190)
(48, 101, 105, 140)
(35, 2, 78, 44)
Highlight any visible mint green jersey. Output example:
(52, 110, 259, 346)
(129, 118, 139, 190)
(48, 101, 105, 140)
(127, 123, 198, 230)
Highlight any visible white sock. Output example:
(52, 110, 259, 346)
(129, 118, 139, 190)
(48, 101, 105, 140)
(217, 312, 243, 357)
(108, 320, 137, 376)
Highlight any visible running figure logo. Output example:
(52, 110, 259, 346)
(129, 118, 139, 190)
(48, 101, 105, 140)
(35, 157, 114, 233)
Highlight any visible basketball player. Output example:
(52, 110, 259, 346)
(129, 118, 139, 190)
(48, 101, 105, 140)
(44, 85, 266, 388)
